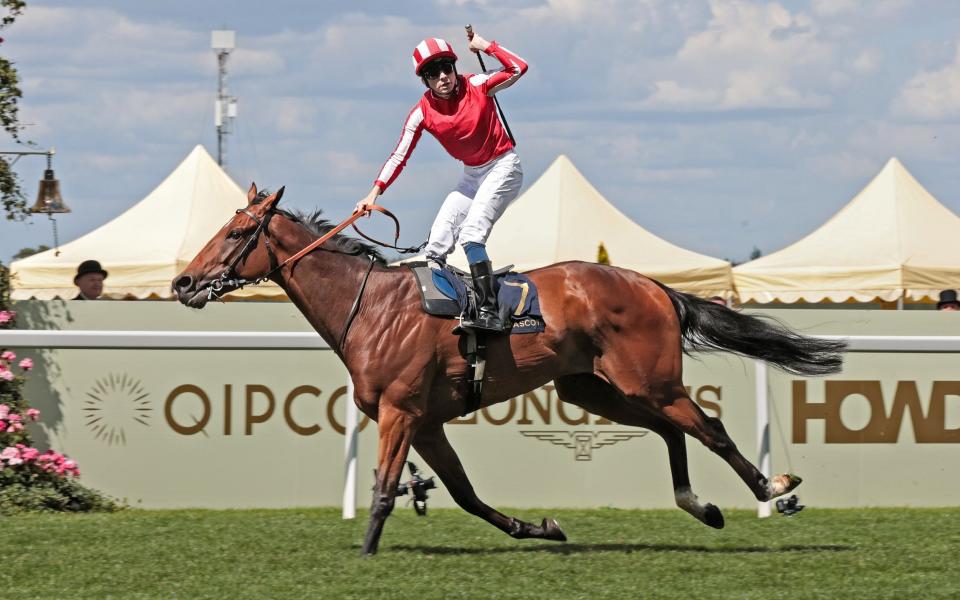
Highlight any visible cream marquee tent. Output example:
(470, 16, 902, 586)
(11, 145, 284, 300)
(734, 157, 960, 303)
(403, 155, 734, 297)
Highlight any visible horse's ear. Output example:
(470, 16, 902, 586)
(247, 182, 258, 204)
(261, 186, 285, 211)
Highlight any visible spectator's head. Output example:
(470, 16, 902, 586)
(74, 260, 108, 300)
(936, 289, 959, 311)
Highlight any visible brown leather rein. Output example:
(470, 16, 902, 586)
(207, 204, 423, 301)
(282, 204, 406, 267)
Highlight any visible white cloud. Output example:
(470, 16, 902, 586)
(850, 48, 881, 73)
(15, 6, 205, 76)
(515, 0, 711, 46)
(892, 45, 960, 120)
(811, 0, 913, 18)
(637, 1, 834, 110)
(269, 97, 319, 136)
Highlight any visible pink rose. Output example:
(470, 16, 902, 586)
(0, 422, 6, 432)
(0, 311, 14, 324)
(0, 446, 19, 462)
(21, 446, 39, 461)
(26, 408, 40, 421)
(18, 358, 33, 371)
(7, 413, 20, 423)
(7, 422, 23, 433)
(0, 351, 15, 362)
(0, 370, 12, 382)
(0, 404, 8, 419)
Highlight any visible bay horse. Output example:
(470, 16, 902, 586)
(173, 184, 844, 555)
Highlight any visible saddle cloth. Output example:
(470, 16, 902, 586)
(408, 263, 545, 334)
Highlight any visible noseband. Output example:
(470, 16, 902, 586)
(208, 207, 279, 301)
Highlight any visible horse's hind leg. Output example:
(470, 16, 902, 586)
(554, 373, 723, 528)
(657, 386, 800, 501)
(412, 425, 567, 542)
(597, 344, 801, 502)
(649, 420, 725, 528)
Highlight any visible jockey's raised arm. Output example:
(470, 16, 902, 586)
(471, 40, 528, 96)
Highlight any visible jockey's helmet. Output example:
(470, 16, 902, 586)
(412, 38, 458, 75)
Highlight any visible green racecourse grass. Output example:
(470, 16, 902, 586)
(2, 507, 958, 599)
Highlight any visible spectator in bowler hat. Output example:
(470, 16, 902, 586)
(73, 260, 107, 300)
(936, 289, 959, 311)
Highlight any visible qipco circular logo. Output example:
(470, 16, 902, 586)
(82, 373, 153, 446)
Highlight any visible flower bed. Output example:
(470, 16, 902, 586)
(0, 264, 121, 514)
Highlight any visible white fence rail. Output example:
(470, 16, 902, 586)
(3, 330, 960, 518)
(0, 330, 330, 349)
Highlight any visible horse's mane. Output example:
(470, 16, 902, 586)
(251, 190, 388, 264)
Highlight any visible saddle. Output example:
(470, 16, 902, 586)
(408, 262, 545, 334)
(408, 262, 546, 417)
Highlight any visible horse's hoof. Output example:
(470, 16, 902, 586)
(770, 473, 803, 498)
(541, 518, 567, 541)
(704, 503, 725, 529)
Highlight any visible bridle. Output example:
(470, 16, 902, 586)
(206, 203, 423, 300)
(204, 203, 425, 352)
(207, 207, 279, 300)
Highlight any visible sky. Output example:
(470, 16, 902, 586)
(2, 0, 960, 265)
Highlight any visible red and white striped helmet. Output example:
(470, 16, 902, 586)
(412, 38, 458, 75)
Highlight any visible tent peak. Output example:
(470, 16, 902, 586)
(881, 156, 908, 174)
(186, 144, 217, 164)
(545, 154, 576, 172)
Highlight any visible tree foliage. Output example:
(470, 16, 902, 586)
(0, 0, 29, 221)
(597, 242, 611, 266)
(12, 244, 47, 259)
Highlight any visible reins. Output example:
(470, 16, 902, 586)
(281, 204, 404, 268)
(210, 203, 422, 299)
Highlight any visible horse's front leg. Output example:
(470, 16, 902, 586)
(362, 405, 419, 556)
(413, 425, 567, 542)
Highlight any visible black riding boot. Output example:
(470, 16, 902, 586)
(462, 260, 504, 332)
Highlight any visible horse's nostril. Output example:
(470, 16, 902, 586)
(174, 275, 194, 292)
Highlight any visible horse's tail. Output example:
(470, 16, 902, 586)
(653, 282, 845, 376)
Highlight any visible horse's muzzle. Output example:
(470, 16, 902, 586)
(172, 273, 210, 308)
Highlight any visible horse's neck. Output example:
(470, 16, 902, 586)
(268, 220, 374, 356)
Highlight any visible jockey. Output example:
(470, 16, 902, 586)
(354, 32, 528, 332)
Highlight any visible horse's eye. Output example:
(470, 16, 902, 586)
(227, 229, 243, 240)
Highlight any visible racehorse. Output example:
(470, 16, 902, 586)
(173, 184, 845, 555)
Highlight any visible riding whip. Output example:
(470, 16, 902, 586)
(465, 25, 516, 146)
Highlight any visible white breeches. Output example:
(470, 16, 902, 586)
(423, 150, 523, 263)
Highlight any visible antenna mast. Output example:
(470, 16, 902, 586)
(212, 30, 238, 168)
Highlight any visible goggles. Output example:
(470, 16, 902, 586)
(422, 60, 455, 80)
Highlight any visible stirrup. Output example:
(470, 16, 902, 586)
(459, 310, 505, 333)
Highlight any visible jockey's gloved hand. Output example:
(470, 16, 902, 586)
(355, 185, 382, 216)
(468, 32, 491, 53)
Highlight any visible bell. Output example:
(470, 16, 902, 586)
(30, 168, 70, 214)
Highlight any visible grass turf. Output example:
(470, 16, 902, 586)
(2, 507, 958, 599)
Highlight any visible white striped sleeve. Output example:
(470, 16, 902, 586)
(480, 42, 528, 96)
(374, 105, 425, 192)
